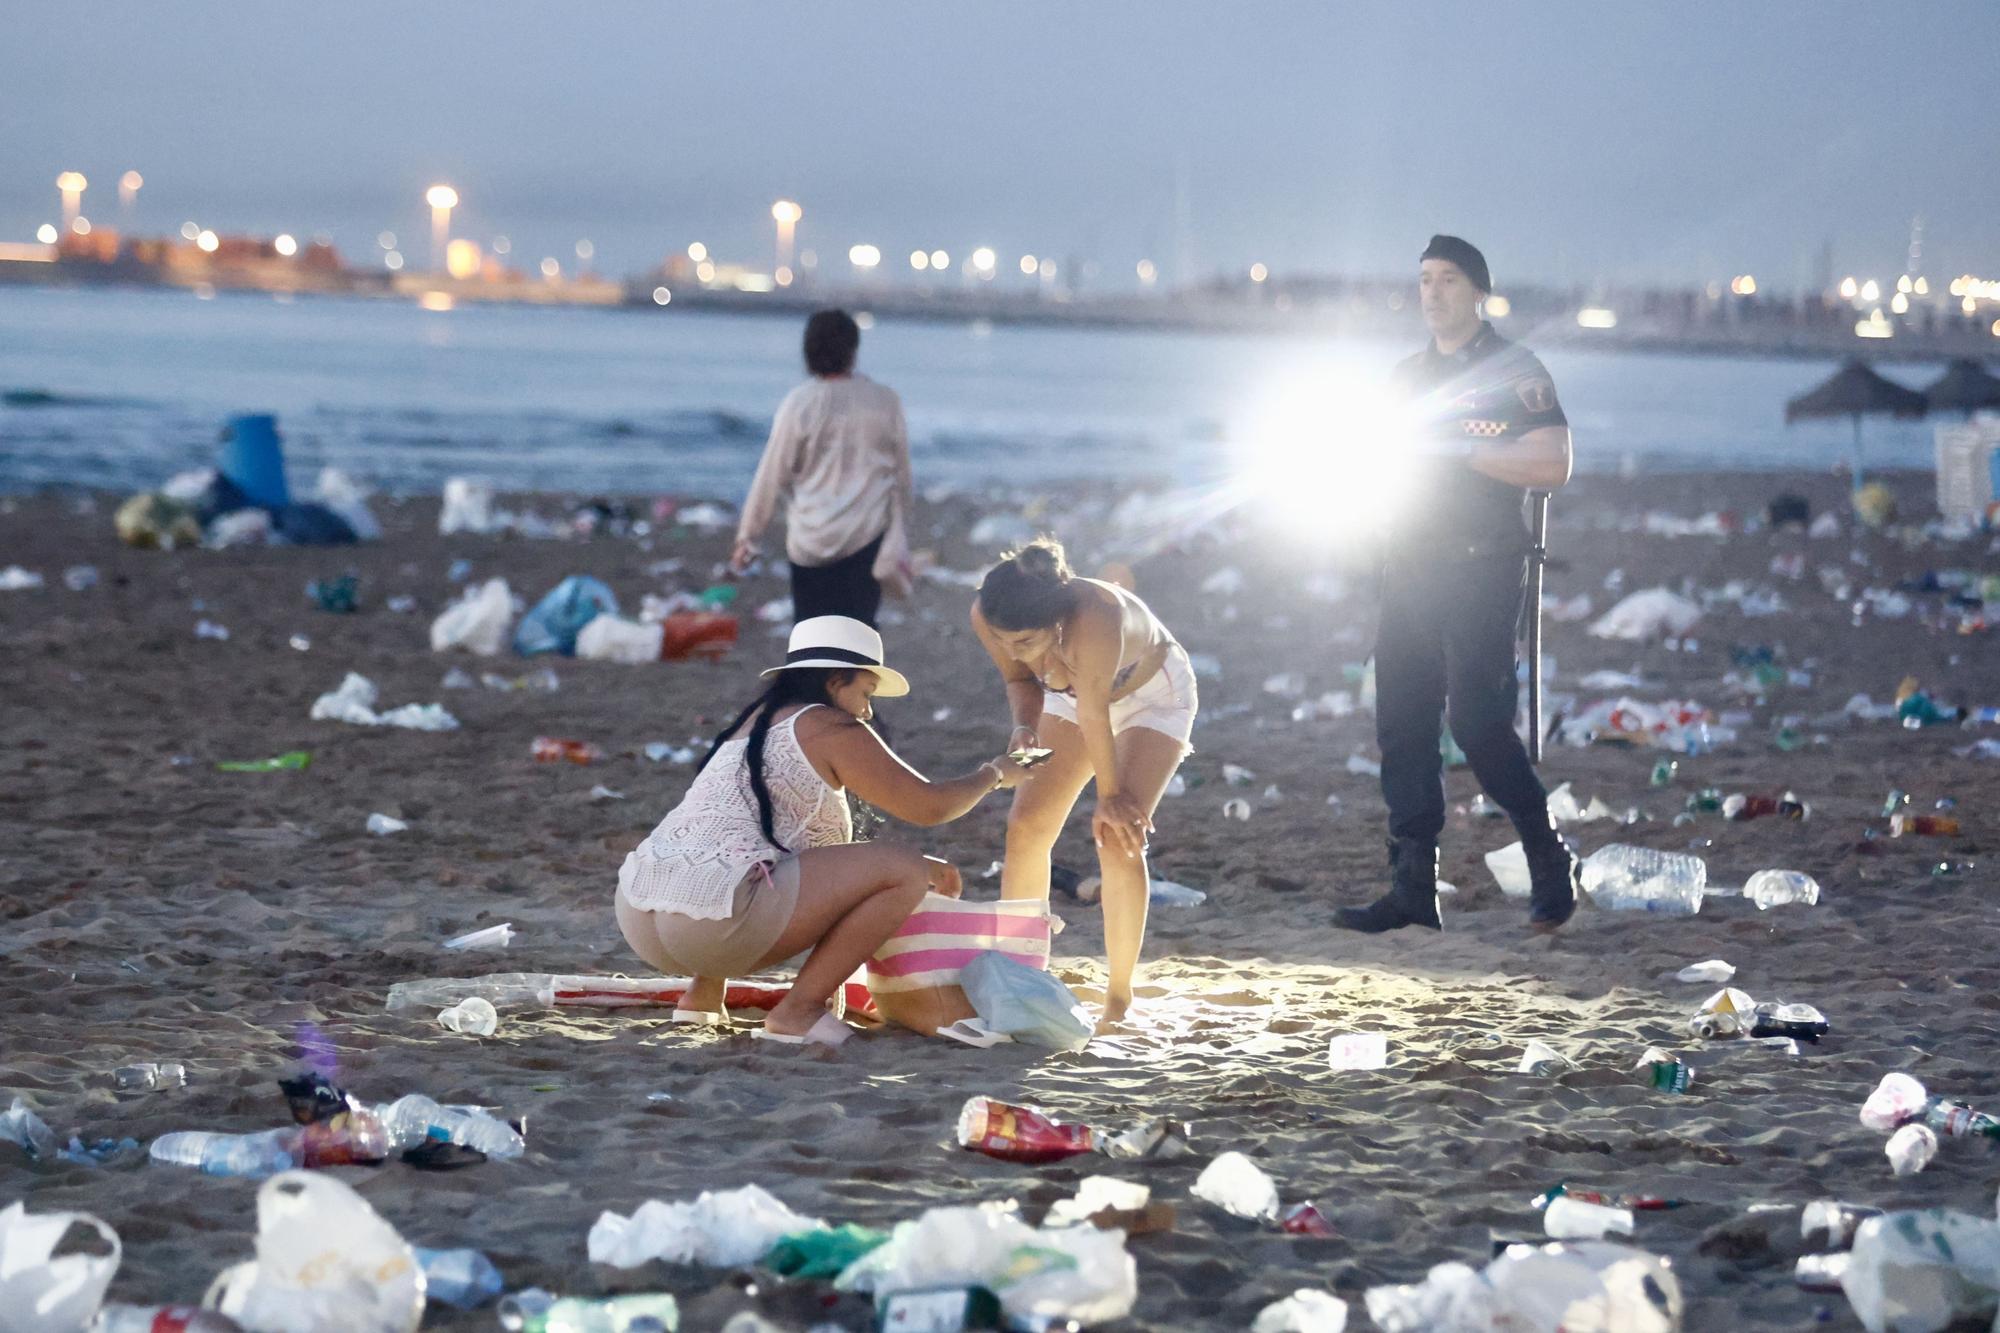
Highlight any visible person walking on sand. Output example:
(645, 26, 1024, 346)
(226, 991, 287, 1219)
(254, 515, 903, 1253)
(972, 538, 1198, 1027)
(1335, 235, 1583, 935)
(615, 616, 1032, 1047)
(732, 309, 913, 627)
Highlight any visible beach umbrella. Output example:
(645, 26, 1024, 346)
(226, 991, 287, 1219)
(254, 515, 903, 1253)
(1922, 359, 2000, 416)
(1784, 359, 1928, 489)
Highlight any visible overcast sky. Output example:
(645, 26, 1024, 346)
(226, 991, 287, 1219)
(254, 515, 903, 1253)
(7, 2, 1994, 293)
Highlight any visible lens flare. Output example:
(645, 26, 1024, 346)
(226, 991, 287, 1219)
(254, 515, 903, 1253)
(1227, 368, 1423, 549)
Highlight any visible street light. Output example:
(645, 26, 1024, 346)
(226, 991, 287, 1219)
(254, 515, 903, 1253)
(425, 184, 459, 272)
(971, 247, 996, 277)
(848, 244, 881, 269)
(56, 172, 87, 229)
(771, 199, 802, 273)
(119, 170, 143, 222)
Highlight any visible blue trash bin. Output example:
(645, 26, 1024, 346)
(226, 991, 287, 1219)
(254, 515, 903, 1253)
(218, 414, 289, 509)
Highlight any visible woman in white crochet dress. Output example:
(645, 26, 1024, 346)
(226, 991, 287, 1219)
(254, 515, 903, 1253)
(616, 616, 1032, 1047)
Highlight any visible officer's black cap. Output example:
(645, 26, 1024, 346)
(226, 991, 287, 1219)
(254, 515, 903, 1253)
(1421, 235, 1491, 294)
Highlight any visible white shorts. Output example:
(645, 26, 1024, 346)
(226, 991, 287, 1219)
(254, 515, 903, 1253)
(1040, 644, 1199, 754)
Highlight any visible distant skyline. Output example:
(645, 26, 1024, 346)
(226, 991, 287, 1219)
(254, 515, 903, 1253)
(6, 3, 1996, 293)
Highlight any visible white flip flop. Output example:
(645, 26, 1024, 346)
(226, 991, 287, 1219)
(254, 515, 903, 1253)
(751, 1013, 855, 1048)
(670, 1009, 727, 1027)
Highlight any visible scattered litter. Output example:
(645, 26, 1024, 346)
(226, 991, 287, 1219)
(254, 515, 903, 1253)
(1518, 1041, 1564, 1075)
(1589, 588, 1704, 641)
(955, 1096, 1189, 1165)
(1745, 869, 1819, 909)
(437, 998, 500, 1037)
(1366, 1240, 1683, 1332)
(365, 813, 408, 837)
(1252, 1289, 1349, 1333)
(310, 673, 459, 731)
(0, 566, 45, 591)
(0, 1201, 121, 1332)
(1222, 798, 1251, 821)
(589, 1185, 824, 1268)
(590, 784, 627, 802)
(1044, 1177, 1152, 1229)
(1148, 878, 1207, 906)
(1581, 845, 1706, 915)
(1840, 1209, 2000, 1333)
(215, 751, 312, 773)
(643, 742, 698, 764)
(430, 578, 513, 656)
(205, 1172, 423, 1333)
(532, 736, 603, 765)
(195, 619, 231, 641)
(1345, 752, 1382, 777)
(1544, 1196, 1635, 1240)
(411, 1246, 504, 1311)
(1674, 960, 1735, 984)
(113, 1063, 188, 1094)
(515, 575, 618, 656)
(1485, 842, 1531, 898)
(1886, 1123, 1938, 1177)
(443, 923, 516, 951)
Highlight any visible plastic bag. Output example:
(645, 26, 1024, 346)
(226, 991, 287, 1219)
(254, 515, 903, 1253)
(1366, 1240, 1682, 1333)
(1841, 1209, 2000, 1333)
(1253, 1289, 1349, 1333)
(203, 1171, 422, 1333)
(430, 579, 513, 656)
(1589, 589, 1704, 642)
(833, 1202, 1136, 1326)
(0, 1201, 121, 1332)
(439, 477, 497, 535)
(761, 1223, 888, 1280)
(958, 950, 1092, 1052)
(587, 1185, 824, 1269)
(514, 576, 618, 656)
(576, 615, 665, 665)
(314, 468, 381, 542)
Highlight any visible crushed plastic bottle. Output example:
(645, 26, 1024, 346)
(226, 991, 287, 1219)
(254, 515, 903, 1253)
(1581, 845, 1706, 915)
(1745, 869, 1820, 910)
(411, 1246, 504, 1309)
(215, 751, 311, 773)
(1686, 987, 1757, 1040)
(531, 736, 603, 765)
(1543, 1196, 1635, 1240)
(1517, 1041, 1564, 1075)
(1750, 1002, 1829, 1043)
(372, 1094, 525, 1159)
(1193, 1151, 1281, 1222)
(1147, 878, 1207, 906)
(113, 1062, 187, 1093)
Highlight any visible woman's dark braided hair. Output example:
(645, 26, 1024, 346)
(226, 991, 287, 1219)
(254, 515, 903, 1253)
(697, 667, 854, 852)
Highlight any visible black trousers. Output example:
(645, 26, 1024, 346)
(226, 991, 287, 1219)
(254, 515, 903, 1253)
(790, 533, 885, 627)
(1374, 552, 1551, 846)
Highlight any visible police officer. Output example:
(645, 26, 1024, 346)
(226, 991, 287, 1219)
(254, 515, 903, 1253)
(1336, 235, 1582, 934)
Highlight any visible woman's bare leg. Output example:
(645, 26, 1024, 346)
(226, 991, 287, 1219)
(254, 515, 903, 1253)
(752, 843, 931, 1037)
(1096, 727, 1188, 1027)
(998, 715, 1093, 902)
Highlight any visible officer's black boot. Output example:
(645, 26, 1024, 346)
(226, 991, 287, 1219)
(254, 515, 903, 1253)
(1336, 837, 1443, 933)
(1522, 816, 1582, 930)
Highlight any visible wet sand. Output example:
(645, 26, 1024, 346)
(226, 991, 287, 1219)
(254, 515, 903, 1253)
(2, 471, 1997, 1330)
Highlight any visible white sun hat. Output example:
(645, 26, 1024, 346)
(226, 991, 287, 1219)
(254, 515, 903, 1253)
(760, 615, 911, 697)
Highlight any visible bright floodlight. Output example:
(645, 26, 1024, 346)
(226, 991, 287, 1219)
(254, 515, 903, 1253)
(274, 233, 298, 257)
(36, 224, 58, 244)
(971, 247, 996, 272)
(426, 185, 459, 210)
(929, 249, 948, 269)
(56, 171, 87, 194)
(771, 199, 802, 224)
(848, 244, 881, 268)
(909, 249, 929, 271)
(196, 229, 219, 253)
(687, 241, 708, 262)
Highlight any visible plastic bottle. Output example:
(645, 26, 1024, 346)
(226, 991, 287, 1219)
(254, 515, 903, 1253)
(373, 1094, 525, 1159)
(113, 1062, 188, 1093)
(1802, 1200, 1882, 1249)
(1794, 1253, 1850, 1292)
(497, 1291, 680, 1333)
(93, 1305, 247, 1332)
(1542, 1196, 1634, 1239)
(1746, 870, 1821, 910)
(1147, 878, 1208, 906)
(411, 1246, 504, 1310)
(384, 973, 555, 1012)
(149, 1128, 301, 1178)
(1886, 1123, 1938, 1176)
(1751, 1002, 1830, 1042)
(1580, 845, 1706, 915)
(1650, 759, 1677, 787)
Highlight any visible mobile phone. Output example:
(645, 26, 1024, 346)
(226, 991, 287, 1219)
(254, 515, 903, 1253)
(1008, 747, 1055, 768)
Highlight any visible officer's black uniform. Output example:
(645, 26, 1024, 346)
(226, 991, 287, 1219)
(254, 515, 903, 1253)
(1338, 313, 1581, 933)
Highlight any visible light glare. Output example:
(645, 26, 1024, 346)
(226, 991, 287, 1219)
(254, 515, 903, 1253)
(36, 224, 57, 244)
(274, 233, 298, 257)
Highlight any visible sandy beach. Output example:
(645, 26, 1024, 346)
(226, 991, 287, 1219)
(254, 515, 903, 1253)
(3, 469, 1997, 1330)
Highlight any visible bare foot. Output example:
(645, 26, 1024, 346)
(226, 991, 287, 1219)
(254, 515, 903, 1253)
(1097, 990, 1133, 1032)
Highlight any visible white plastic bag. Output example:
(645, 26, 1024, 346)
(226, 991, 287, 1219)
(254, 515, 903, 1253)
(0, 1201, 121, 1333)
(203, 1171, 422, 1333)
(834, 1203, 1136, 1326)
(439, 477, 496, 535)
(430, 579, 513, 656)
(315, 468, 381, 542)
(588, 1185, 823, 1268)
(1841, 1209, 2000, 1333)
(1589, 589, 1704, 642)
(958, 951, 1092, 1052)
(1193, 1151, 1281, 1222)
(576, 615, 665, 665)
(309, 673, 459, 732)
(1367, 1241, 1682, 1333)
(1253, 1289, 1349, 1333)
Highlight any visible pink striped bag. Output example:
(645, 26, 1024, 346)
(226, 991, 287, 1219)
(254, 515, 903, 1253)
(867, 893, 1052, 993)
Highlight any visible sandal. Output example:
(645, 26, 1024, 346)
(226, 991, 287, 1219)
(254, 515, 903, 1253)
(751, 1013, 855, 1048)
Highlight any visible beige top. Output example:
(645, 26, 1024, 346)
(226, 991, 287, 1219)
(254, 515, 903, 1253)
(737, 375, 913, 567)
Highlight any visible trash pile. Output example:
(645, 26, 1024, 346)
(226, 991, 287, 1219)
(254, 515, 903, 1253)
(115, 415, 380, 551)
(430, 572, 739, 663)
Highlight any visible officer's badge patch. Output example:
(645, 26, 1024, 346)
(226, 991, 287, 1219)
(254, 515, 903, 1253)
(1516, 379, 1556, 414)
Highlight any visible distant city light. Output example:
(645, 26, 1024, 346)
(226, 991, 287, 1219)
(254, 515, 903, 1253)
(1136, 259, 1157, 285)
(119, 170, 142, 192)
(385, 250, 405, 271)
(1019, 254, 1037, 276)
(909, 250, 929, 271)
(70, 217, 92, 236)
(929, 249, 948, 269)
(971, 247, 996, 273)
(1576, 306, 1618, 329)
(775, 266, 794, 286)
(1913, 276, 1928, 295)
(696, 260, 716, 283)
(849, 244, 882, 269)
(425, 184, 459, 211)
(419, 291, 454, 312)
(36, 224, 57, 244)
(575, 239, 595, 262)
(491, 236, 511, 256)
(196, 229, 219, 253)
(181, 221, 201, 241)
(1952, 275, 2000, 302)
(770, 200, 802, 225)
(1890, 291, 1910, 315)
(652, 286, 672, 306)
(1859, 279, 1880, 302)
(378, 231, 397, 250)
(1991, 319, 2000, 337)
(735, 273, 776, 293)
(539, 257, 560, 279)
(1037, 258, 1055, 279)
(1249, 262, 1269, 283)
(1855, 308, 1893, 339)
(1730, 274, 1757, 296)
(687, 241, 708, 262)
(1896, 275, 1912, 294)
(1967, 296, 1981, 316)
(854, 312, 875, 329)
(1485, 294, 1512, 318)
(1839, 276, 1858, 300)
(799, 249, 817, 270)
(446, 238, 482, 279)
(274, 233, 298, 257)
(56, 171, 87, 192)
